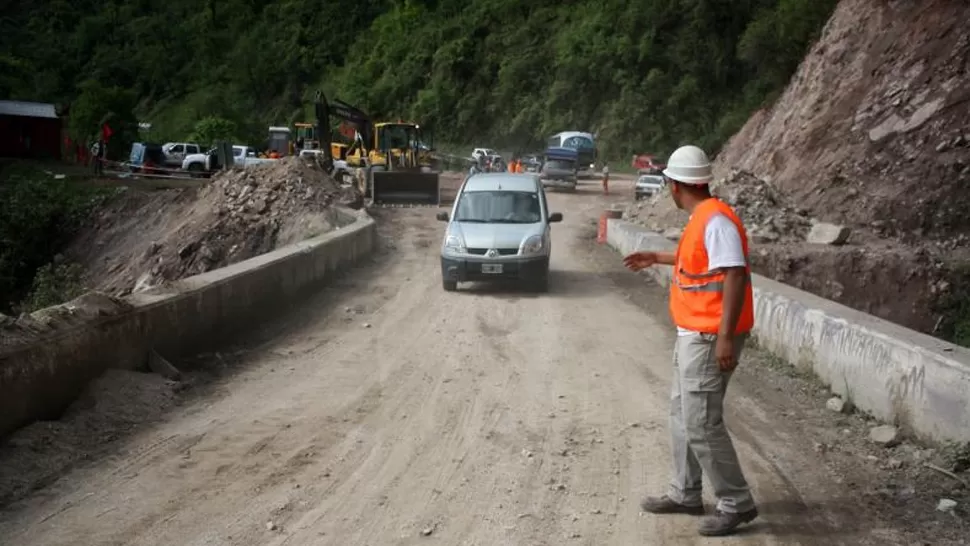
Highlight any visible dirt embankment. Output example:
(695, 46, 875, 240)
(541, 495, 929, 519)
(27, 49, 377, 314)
(68, 158, 361, 297)
(628, 0, 970, 341)
(0, 158, 361, 348)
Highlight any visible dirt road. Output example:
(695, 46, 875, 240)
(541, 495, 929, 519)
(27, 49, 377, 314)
(0, 179, 951, 545)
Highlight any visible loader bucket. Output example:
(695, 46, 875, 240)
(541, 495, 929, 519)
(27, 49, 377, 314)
(372, 170, 441, 206)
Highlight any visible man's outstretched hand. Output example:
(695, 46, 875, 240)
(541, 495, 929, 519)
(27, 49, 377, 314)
(623, 251, 658, 272)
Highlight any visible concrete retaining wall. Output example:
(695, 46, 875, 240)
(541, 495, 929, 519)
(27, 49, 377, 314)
(0, 208, 376, 438)
(606, 219, 970, 443)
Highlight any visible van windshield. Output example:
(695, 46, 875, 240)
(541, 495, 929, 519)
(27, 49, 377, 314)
(455, 191, 542, 224)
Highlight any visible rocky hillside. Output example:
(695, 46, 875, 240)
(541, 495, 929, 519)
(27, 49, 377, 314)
(627, 0, 970, 344)
(716, 0, 970, 245)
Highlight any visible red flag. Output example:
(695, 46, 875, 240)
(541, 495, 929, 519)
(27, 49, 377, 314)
(102, 123, 113, 141)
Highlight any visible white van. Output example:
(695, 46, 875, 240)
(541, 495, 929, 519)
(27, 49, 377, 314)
(436, 173, 563, 292)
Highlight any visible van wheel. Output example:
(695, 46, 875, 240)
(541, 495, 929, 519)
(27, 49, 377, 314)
(443, 279, 458, 292)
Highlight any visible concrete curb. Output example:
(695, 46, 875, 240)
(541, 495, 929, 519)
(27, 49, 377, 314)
(606, 218, 970, 443)
(0, 208, 376, 438)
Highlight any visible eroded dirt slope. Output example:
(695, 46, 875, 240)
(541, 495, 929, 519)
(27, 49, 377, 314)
(716, 0, 970, 242)
(628, 0, 970, 339)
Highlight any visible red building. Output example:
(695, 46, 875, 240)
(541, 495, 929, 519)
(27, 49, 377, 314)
(0, 100, 63, 160)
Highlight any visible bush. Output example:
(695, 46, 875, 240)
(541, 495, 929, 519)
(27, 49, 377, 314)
(15, 261, 86, 314)
(0, 163, 109, 312)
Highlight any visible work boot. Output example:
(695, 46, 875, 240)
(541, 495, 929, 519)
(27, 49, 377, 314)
(640, 495, 705, 515)
(697, 508, 759, 536)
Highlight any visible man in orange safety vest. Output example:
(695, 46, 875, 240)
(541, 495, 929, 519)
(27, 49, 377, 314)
(622, 144, 757, 537)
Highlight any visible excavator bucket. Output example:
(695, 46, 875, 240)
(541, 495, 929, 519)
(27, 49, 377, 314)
(372, 170, 441, 206)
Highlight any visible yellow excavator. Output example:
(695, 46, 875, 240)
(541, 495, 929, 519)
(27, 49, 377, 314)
(314, 90, 440, 206)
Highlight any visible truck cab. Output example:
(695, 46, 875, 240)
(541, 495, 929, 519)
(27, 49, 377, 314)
(267, 127, 292, 156)
(162, 142, 202, 167)
(181, 145, 277, 176)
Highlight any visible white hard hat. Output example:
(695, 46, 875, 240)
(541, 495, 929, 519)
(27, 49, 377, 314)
(662, 145, 712, 185)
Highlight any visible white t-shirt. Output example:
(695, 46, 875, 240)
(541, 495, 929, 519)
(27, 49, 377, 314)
(676, 213, 746, 336)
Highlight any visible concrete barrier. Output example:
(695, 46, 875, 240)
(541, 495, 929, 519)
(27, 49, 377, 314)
(0, 208, 376, 438)
(607, 219, 970, 443)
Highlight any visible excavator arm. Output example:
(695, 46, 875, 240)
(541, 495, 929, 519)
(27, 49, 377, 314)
(314, 90, 373, 163)
(313, 90, 440, 206)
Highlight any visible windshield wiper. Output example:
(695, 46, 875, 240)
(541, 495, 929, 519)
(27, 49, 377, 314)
(454, 218, 489, 223)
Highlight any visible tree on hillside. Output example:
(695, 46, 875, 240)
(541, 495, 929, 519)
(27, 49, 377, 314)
(189, 116, 240, 147)
(1, 0, 838, 158)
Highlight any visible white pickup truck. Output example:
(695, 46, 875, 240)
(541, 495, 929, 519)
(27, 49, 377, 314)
(163, 142, 203, 167)
(182, 145, 277, 176)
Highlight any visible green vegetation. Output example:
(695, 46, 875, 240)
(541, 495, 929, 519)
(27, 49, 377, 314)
(0, 162, 112, 313)
(933, 266, 970, 348)
(0, 0, 838, 312)
(1, 0, 837, 158)
(17, 262, 87, 314)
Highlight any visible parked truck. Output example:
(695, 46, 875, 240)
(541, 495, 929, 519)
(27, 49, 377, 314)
(181, 145, 277, 177)
(162, 142, 203, 167)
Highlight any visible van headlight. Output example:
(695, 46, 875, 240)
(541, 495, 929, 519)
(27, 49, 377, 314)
(521, 235, 544, 255)
(443, 235, 466, 255)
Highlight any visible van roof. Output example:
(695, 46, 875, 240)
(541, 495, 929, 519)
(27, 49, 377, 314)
(463, 173, 540, 193)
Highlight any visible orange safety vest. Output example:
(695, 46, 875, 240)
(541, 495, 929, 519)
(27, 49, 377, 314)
(670, 198, 755, 335)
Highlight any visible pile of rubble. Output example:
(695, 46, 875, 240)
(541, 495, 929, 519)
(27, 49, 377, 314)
(70, 158, 362, 297)
(627, 169, 853, 245)
(712, 170, 813, 243)
(132, 158, 362, 293)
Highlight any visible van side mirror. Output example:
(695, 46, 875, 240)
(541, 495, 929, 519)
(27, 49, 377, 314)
(548, 212, 563, 223)
(436, 212, 449, 221)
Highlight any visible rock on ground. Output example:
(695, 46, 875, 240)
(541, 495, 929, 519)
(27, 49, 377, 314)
(807, 223, 851, 245)
(826, 396, 850, 413)
(936, 499, 958, 513)
(869, 425, 900, 447)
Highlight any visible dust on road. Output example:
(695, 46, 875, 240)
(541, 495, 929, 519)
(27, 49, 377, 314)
(0, 178, 950, 545)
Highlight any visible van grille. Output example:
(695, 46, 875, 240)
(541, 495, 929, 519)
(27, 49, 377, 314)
(466, 248, 518, 256)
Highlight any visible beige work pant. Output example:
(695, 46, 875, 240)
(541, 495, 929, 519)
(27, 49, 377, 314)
(666, 331, 755, 513)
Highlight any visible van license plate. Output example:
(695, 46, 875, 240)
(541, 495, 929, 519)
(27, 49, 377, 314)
(482, 264, 503, 274)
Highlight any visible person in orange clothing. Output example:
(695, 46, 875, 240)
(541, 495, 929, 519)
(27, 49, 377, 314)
(622, 145, 758, 538)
